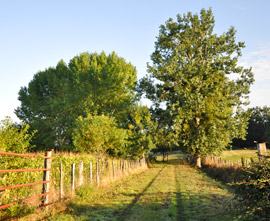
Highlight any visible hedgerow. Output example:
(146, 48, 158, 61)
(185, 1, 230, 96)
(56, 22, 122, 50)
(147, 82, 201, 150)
(233, 160, 270, 219)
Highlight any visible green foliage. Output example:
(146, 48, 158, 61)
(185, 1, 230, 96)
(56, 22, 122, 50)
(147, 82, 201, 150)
(152, 128, 174, 155)
(140, 8, 254, 159)
(0, 117, 35, 153)
(233, 106, 270, 147)
(233, 161, 270, 219)
(73, 114, 127, 158)
(15, 52, 137, 151)
(0, 151, 97, 219)
(0, 154, 44, 218)
(202, 154, 270, 219)
(0, 116, 38, 218)
(125, 104, 156, 158)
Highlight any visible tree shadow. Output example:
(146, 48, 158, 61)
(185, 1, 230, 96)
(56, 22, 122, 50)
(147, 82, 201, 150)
(59, 165, 168, 220)
(117, 165, 165, 220)
(53, 159, 237, 220)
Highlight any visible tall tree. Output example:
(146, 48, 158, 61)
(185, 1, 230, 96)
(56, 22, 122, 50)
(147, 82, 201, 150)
(15, 52, 137, 151)
(140, 8, 254, 167)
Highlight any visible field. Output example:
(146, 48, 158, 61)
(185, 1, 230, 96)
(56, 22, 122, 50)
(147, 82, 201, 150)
(50, 153, 239, 220)
(221, 148, 270, 162)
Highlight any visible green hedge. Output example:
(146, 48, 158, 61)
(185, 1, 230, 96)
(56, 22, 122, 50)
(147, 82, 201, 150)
(233, 160, 270, 219)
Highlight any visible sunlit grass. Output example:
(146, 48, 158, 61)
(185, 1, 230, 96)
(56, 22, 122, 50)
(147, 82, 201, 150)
(221, 149, 270, 162)
(176, 165, 237, 220)
(51, 153, 238, 220)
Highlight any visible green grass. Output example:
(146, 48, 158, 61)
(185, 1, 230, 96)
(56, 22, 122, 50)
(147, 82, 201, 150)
(221, 149, 270, 162)
(176, 164, 237, 220)
(51, 153, 239, 220)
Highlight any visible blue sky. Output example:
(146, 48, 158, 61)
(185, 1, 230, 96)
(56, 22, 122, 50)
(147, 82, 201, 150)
(1, 0, 270, 121)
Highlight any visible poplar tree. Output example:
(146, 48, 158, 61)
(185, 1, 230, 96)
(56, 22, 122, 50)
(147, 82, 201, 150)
(140, 8, 254, 167)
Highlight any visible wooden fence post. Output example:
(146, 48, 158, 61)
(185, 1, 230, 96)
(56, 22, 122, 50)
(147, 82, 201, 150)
(90, 162, 92, 184)
(96, 161, 99, 186)
(120, 160, 121, 173)
(59, 163, 63, 201)
(117, 160, 119, 175)
(112, 160, 115, 180)
(42, 150, 52, 206)
(71, 163, 75, 194)
(79, 161, 84, 186)
(101, 160, 104, 178)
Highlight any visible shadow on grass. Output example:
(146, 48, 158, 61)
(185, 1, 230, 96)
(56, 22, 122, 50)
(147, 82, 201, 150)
(57, 166, 167, 221)
(59, 187, 234, 220)
(118, 165, 166, 220)
(155, 158, 189, 166)
(59, 192, 233, 221)
(53, 159, 236, 221)
(176, 191, 235, 221)
(173, 164, 237, 220)
(173, 165, 182, 220)
(62, 200, 173, 221)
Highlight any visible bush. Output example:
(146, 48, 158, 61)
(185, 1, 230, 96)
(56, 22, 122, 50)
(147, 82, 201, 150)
(0, 117, 35, 153)
(233, 160, 270, 219)
(202, 160, 270, 219)
(73, 113, 127, 158)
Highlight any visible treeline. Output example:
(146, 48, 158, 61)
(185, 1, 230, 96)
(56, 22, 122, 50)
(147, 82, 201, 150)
(232, 106, 270, 148)
(6, 52, 155, 159)
(1, 8, 255, 163)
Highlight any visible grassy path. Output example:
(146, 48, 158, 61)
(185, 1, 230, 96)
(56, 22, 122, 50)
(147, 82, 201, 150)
(52, 159, 237, 220)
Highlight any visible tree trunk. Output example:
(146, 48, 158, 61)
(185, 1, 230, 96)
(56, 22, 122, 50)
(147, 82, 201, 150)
(194, 154, 201, 168)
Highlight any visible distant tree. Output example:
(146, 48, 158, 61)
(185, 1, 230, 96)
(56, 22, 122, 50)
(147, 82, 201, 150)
(0, 117, 35, 153)
(125, 104, 156, 159)
(15, 52, 137, 151)
(140, 8, 254, 167)
(73, 114, 127, 159)
(233, 106, 270, 147)
(148, 106, 177, 162)
(152, 128, 174, 162)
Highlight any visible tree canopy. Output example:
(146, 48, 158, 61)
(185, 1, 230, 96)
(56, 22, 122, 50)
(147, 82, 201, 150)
(140, 8, 254, 166)
(233, 106, 270, 147)
(15, 52, 137, 151)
